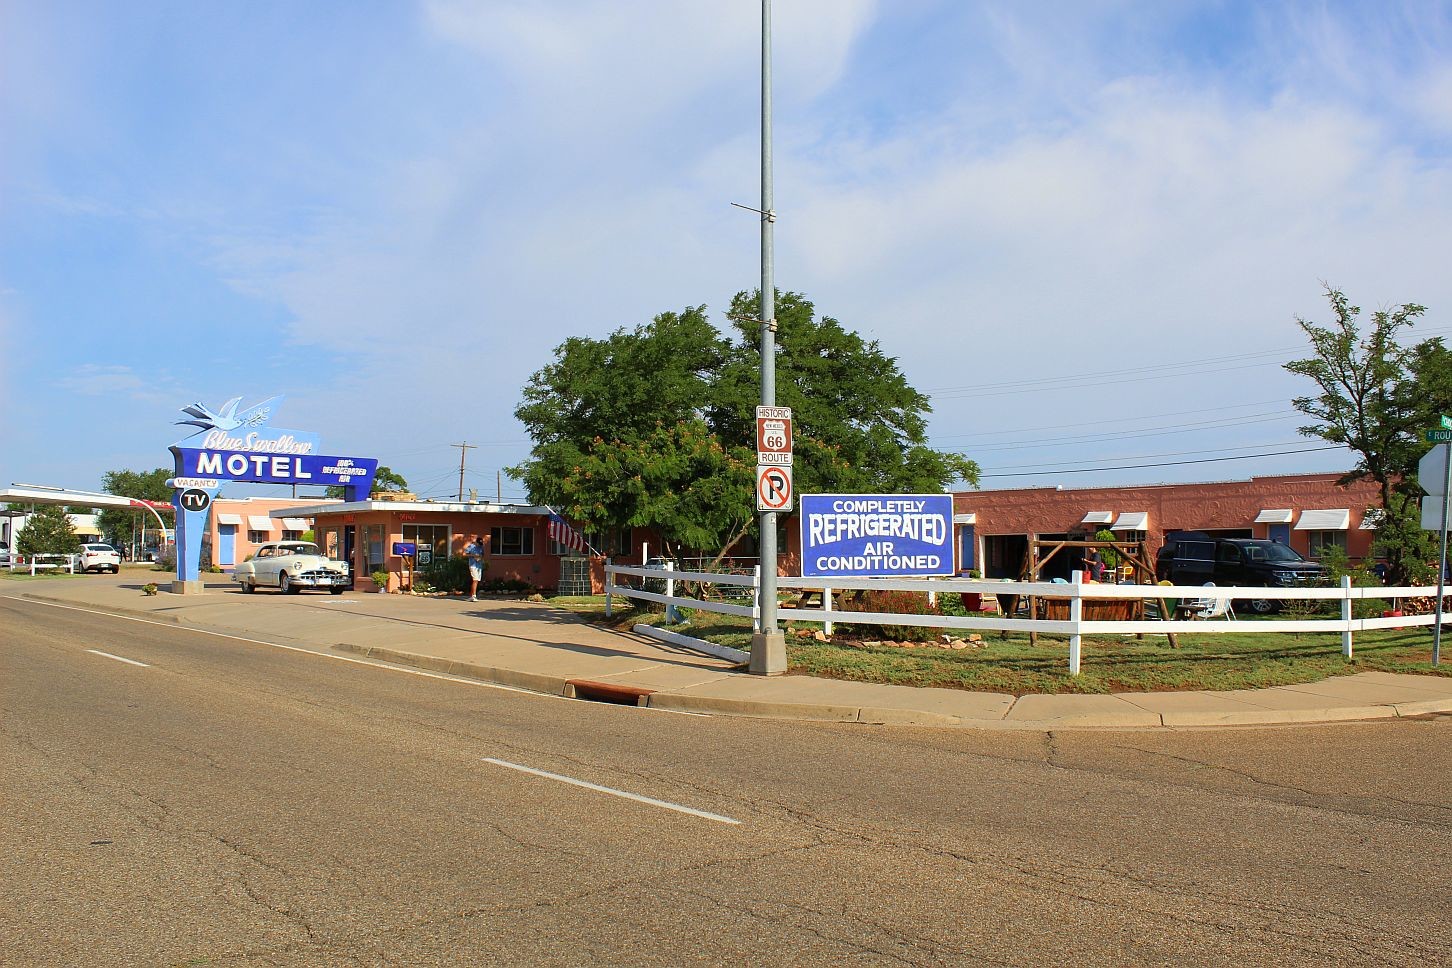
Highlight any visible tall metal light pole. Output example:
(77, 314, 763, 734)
(750, 0, 787, 674)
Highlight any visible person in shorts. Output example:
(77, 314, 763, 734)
(464, 533, 485, 601)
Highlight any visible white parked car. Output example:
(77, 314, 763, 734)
(75, 543, 122, 574)
(233, 541, 350, 595)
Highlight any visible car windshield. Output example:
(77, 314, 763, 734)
(279, 543, 322, 556)
(1244, 542, 1305, 563)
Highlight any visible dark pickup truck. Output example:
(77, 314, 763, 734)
(1155, 532, 1327, 614)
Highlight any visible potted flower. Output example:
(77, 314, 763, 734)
(370, 570, 390, 593)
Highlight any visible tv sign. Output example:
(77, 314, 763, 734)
(799, 494, 954, 578)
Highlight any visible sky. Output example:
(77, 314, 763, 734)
(3, 0, 1451, 503)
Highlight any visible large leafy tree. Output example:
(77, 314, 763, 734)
(712, 291, 978, 494)
(512, 293, 978, 555)
(1285, 287, 1449, 583)
(97, 468, 174, 547)
(17, 504, 81, 558)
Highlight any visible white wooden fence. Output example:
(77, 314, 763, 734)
(604, 563, 1447, 675)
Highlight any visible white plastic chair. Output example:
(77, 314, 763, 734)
(1196, 582, 1236, 621)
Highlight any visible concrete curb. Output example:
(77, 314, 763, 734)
(331, 642, 571, 697)
(13, 587, 1452, 731)
(19, 592, 190, 626)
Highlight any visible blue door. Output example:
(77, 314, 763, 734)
(1268, 523, 1290, 545)
(218, 525, 236, 568)
(959, 525, 976, 573)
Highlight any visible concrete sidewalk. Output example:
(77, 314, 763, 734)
(10, 573, 1452, 730)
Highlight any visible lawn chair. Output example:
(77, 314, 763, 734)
(1188, 582, 1236, 621)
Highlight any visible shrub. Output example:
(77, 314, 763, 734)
(837, 589, 943, 642)
(423, 553, 472, 594)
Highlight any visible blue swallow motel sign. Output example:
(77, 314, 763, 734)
(168, 395, 378, 589)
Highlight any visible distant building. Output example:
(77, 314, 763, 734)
(948, 472, 1382, 580)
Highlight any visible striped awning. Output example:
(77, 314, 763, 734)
(1080, 511, 1114, 525)
(216, 513, 242, 526)
(281, 518, 308, 531)
(247, 515, 274, 530)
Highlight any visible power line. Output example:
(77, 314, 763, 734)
(955, 413, 1295, 453)
(979, 445, 1345, 478)
(979, 440, 1322, 472)
(929, 399, 1291, 441)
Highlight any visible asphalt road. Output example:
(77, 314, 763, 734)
(2, 595, 1448, 967)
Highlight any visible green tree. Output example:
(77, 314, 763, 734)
(511, 292, 978, 554)
(326, 465, 409, 499)
(97, 468, 175, 548)
(17, 504, 82, 559)
(1284, 287, 1444, 583)
(712, 291, 978, 494)
(554, 420, 756, 556)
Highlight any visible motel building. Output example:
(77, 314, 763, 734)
(949, 472, 1384, 581)
(275, 496, 641, 593)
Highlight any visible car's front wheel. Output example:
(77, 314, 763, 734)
(279, 573, 294, 594)
(330, 586, 345, 595)
(1242, 597, 1279, 615)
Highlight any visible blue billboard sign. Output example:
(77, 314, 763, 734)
(167, 394, 378, 587)
(799, 494, 955, 578)
(170, 448, 378, 494)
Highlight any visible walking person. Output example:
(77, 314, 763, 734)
(464, 533, 485, 602)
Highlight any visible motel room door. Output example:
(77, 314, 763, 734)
(218, 525, 237, 568)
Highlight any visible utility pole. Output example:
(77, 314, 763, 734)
(451, 441, 477, 502)
(750, 0, 787, 675)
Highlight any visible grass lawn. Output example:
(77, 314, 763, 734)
(549, 595, 1452, 696)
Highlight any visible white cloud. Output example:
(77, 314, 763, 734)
(54, 364, 149, 396)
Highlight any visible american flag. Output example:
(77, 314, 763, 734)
(547, 512, 588, 555)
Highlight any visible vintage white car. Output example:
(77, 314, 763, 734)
(233, 541, 351, 595)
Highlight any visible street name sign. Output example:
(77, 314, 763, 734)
(1428, 429, 1452, 443)
(799, 494, 954, 578)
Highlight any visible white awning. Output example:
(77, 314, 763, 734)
(1080, 511, 1114, 525)
(281, 518, 309, 531)
(1295, 508, 1350, 531)
(216, 513, 242, 526)
(1254, 509, 1294, 524)
(1110, 512, 1148, 531)
(953, 513, 976, 525)
(247, 515, 274, 531)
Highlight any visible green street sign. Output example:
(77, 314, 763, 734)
(1430, 429, 1452, 442)
(1443, 414, 1452, 430)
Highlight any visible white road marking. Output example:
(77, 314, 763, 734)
(482, 757, 742, 825)
(6, 596, 710, 715)
(86, 649, 150, 668)
(9, 597, 551, 697)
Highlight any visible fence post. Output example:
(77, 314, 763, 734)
(604, 560, 613, 618)
(928, 582, 936, 608)
(752, 565, 763, 632)
(665, 560, 681, 623)
(1341, 574, 1353, 658)
(824, 586, 833, 638)
(1068, 569, 1084, 675)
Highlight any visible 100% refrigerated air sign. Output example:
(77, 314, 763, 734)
(799, 493, 955, 577)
